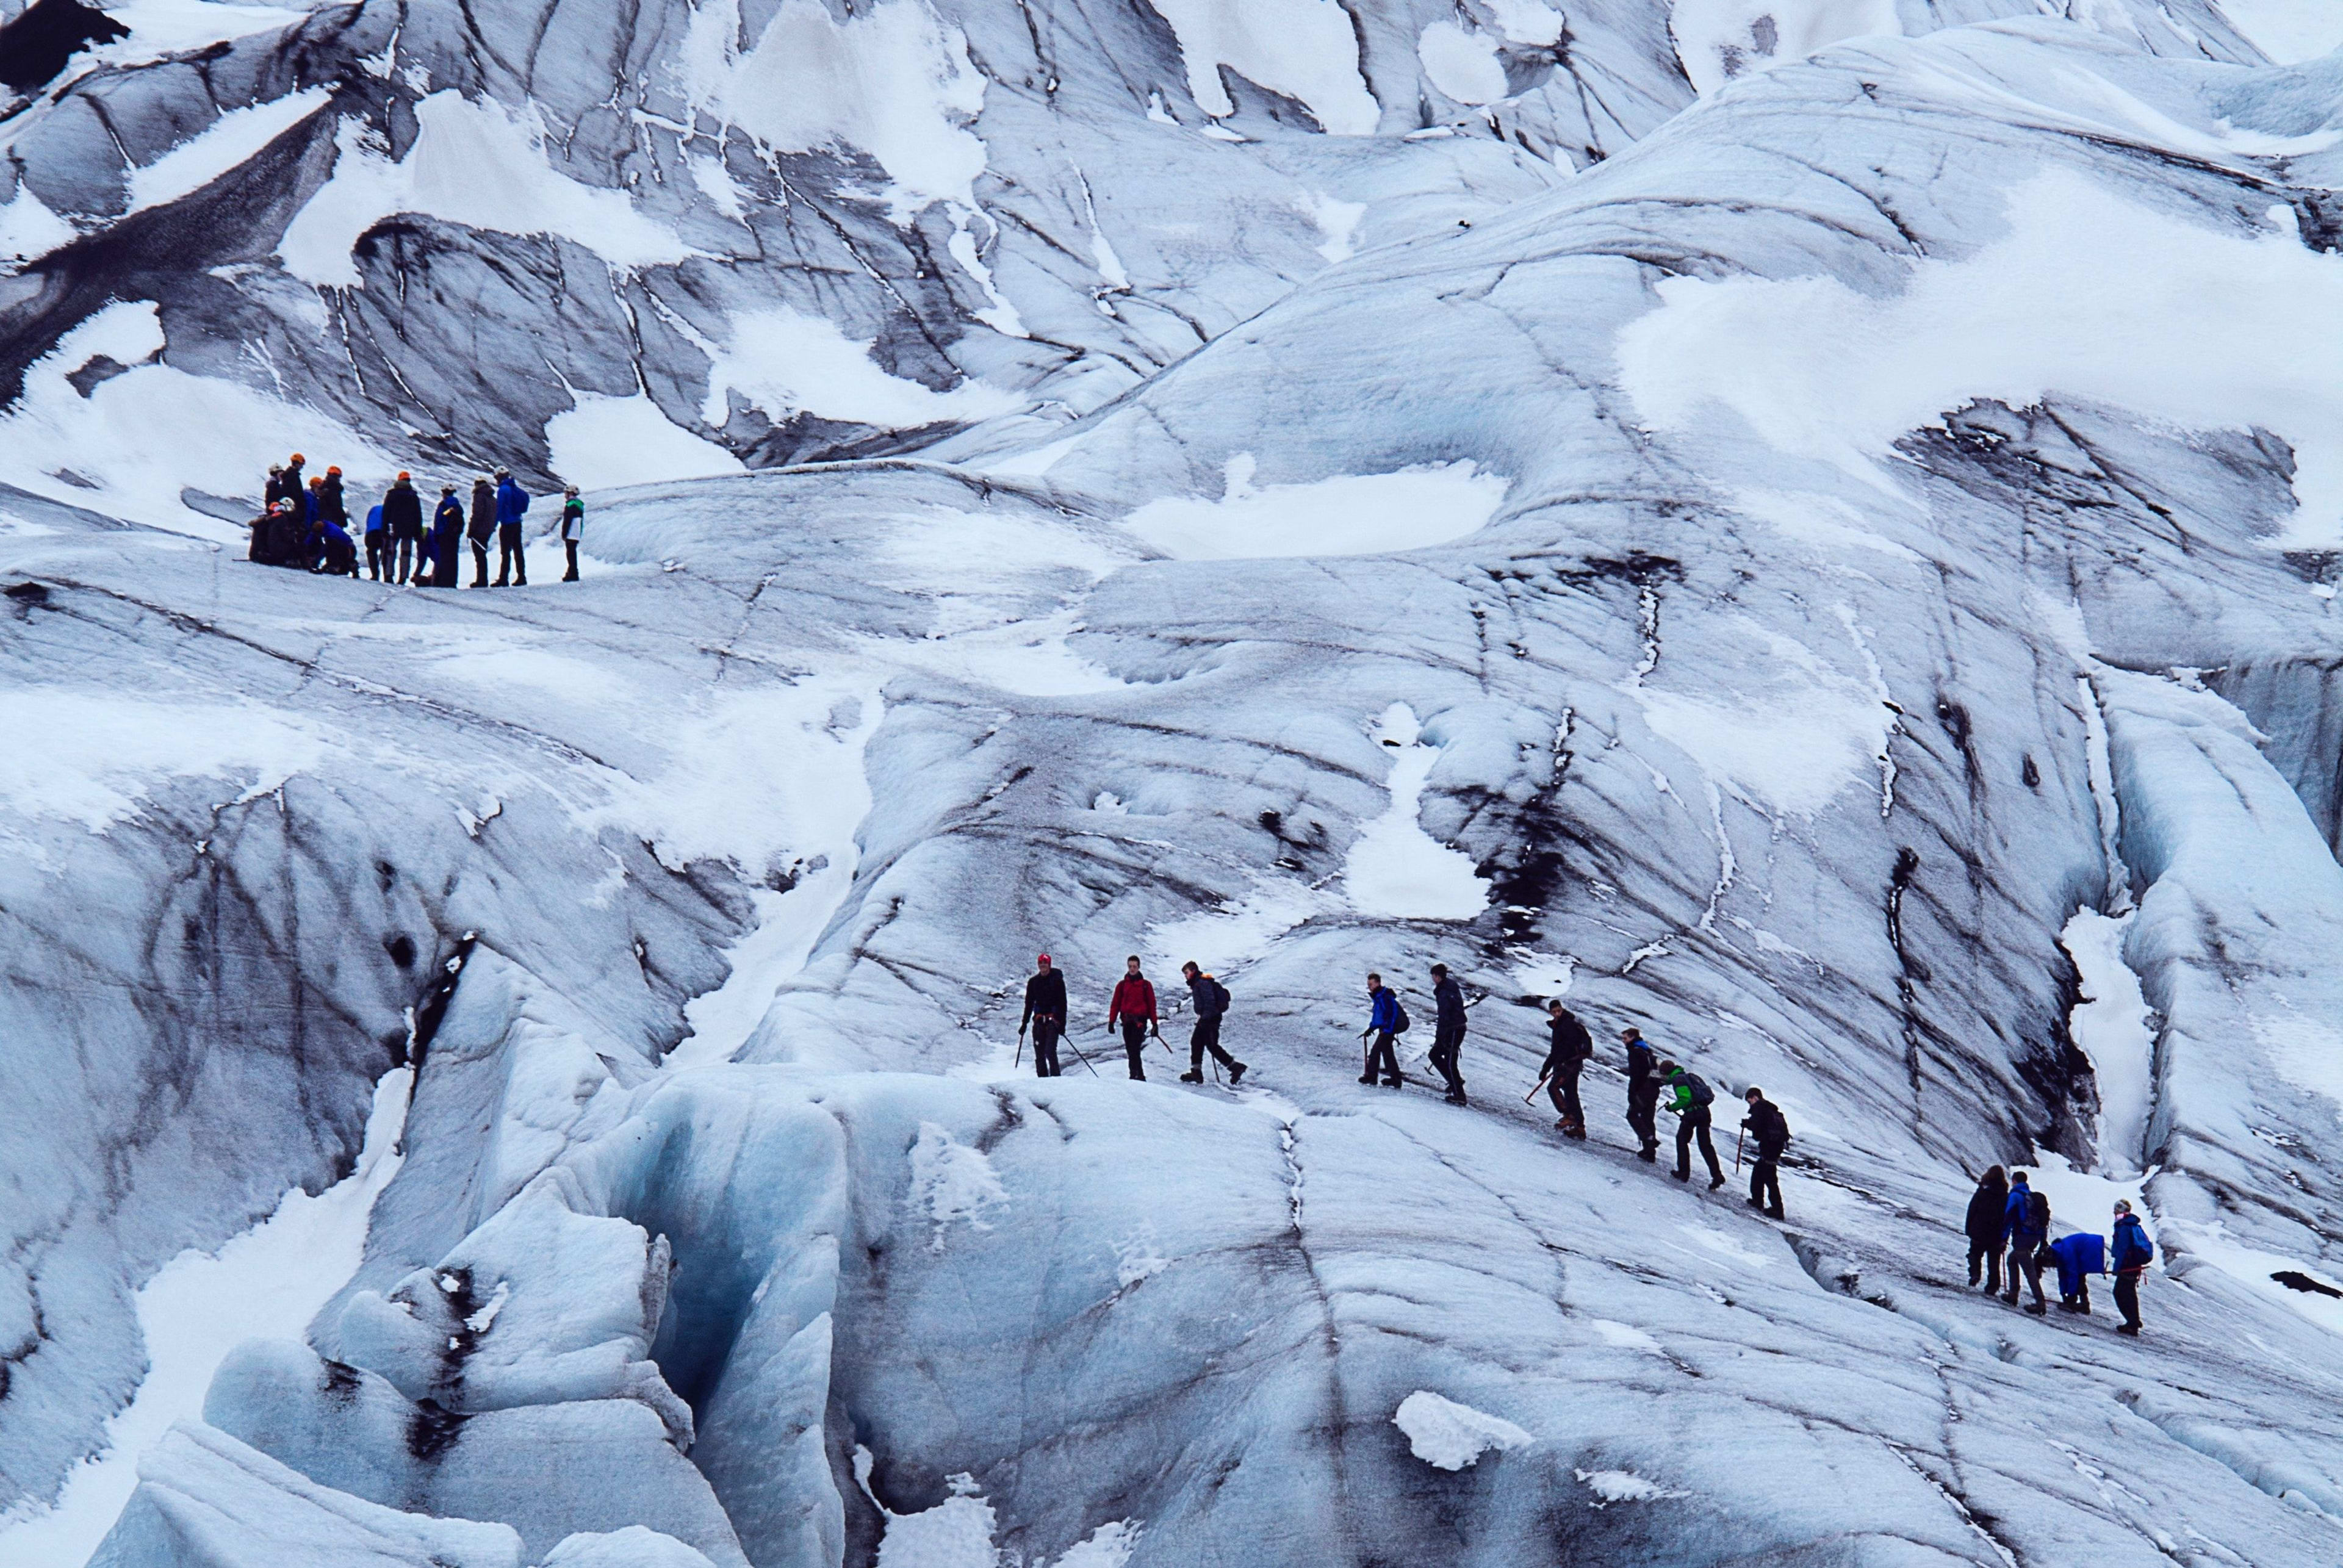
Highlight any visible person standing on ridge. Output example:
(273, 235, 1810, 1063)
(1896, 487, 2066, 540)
(1622, 1027, 1660, 1162)
(283, 453, 306, 502)
(1361, 972, 1403, 1088)
(264, 464, 289, 509)
(362, 501, 388, 581)
(1965, 1167, 2010, 1293)
(2003, 1170, 2051, 1315)
(427, 484, 464, 587)
(1659, 1059, 1725, 1189)
(467, 475, 496, 586)
(557, 484, 584, 581)
(1178, 961, 1244, 1085)
(1428, 963, 1468, 1106)
(494, 467, 531, 586)
(2111, 1199, 2153, 1336)
(320, 465, 348, 530)
(1740, 1086, 1790, 1218)
(1107, 955, 1157, 1081)
(1019, 954, 1067, 1079)
(383, 472, 423, 585)
(1541, 1000, 1591, 1137)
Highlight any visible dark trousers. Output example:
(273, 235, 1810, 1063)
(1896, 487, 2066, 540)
(1364, 1029, 1399, 1084)
(1120, 1018, 1148, 1080)
(2006, 1240, 2046, 1306)
(495, 526, 526, 585)
(1676, 1107, 1723, 1181)
(1031, 1018, 1062, 1077)
(1546, 1063, 1583, 1124)
(1190, 1014, 1236, 1073)
(563, 539, 580, 581)
(1628, 1085, 1658, 1151)
(1430, 1023, 1464, 1096)
(470, 539, 490, 586)
(365, 534, 389, 580)
(1968, 1239, 2004, 1292)
(1749, 1151, 1783, 1215)
(394, 531, 419, 583)
(2115, 1270, 2142, 1330)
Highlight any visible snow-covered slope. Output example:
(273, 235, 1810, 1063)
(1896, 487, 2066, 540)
(6, 2, 2343, 1566)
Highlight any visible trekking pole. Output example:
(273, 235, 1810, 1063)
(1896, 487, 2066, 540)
(1064, 1034, 1103, 1077)
(1015, 1027, 1025, 1069)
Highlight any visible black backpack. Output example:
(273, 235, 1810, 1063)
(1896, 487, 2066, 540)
(2028, 1190, 2050, 1234)
(1685, 1073, 1714, 1107)
(1392, 998, 1410, 1034)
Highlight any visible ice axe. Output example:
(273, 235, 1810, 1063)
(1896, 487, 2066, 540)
(1524, 1069, 1553, 1106)
(1735, 1126, 1746, 1174)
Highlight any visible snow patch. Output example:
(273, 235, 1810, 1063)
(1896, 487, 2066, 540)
(1419, 21, 1510, 106)
(2060, 908, 2156, 1176)
(1668, 0, 1902, 96)
(2217, 0, 2343, 63)
(544, 393, 746, 491)
(680, 0, 987, 220)
(1148, 876, 1337, 974)
(1489, 0, 1566, 46)
(0, 183, 75, 267)
(1576, 1467, 1689, 1505)
(1144, 0, 1381, 134)
(702, 307, 1019, 431)
(125, 87, 331, 214)
(909, 1123, 1010, 1248)
(2248, 1007, 2343, 1120)
(1343, 704, 1490, 922)
(279, 96, 690, 287)
(1122, 456, 1508, 560)
(1588, 1318, 1665, 1353)
(1298, 190, 1367, 264)
(0, 687, 326, 840)
(1393, 1390, 1533, 1470)
(0, 1067, 409, 1563)
(1616, 171, 2343, 545)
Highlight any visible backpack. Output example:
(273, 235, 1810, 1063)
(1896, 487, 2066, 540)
(1209, 977, 1231, 1015)
(1392, 998, 1410, 1034)
(2021, 1190, 2050, 1235)
(1685, 1073, 1713, 1107)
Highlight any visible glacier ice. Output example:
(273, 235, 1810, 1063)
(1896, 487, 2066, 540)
(4, 2, 2343, 1566)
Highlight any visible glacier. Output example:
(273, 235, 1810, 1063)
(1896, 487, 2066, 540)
(4, 1, 2343, 1565)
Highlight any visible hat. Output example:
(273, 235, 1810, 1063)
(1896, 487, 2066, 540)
(308, 475, 323, 486)
(564, 484, 579, 495)
(1037, 954, 1051, 965)
(290, 452, 304, 463)
(495, 467, 511, 478)
(327, 465, 341, 475)
(397, 470, 411, 481)
(442, 483, 456, 492)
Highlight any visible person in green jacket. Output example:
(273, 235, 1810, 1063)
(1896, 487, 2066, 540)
(556, 484, 584, 581)
(1658, 1060, 1726, 1190)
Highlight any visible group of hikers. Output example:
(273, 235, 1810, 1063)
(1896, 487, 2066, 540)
(1013, 955, 1794, 1220)
(244, 455, 586, 586)
(1965, 1165, 2156, 1334)
(1017, 953, 2158, 1332)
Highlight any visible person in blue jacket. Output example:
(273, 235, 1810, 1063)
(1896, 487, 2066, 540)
(493, 467, 531, 586)
(2048, 1231, 2106, 1314)
(2003, 1171, 2051, 1314)
(2111, 1199, 2153, 1336)
(1360, 972, 1403, 1088)
(314, 515, 358, 577)
(362, 502, 388, 581)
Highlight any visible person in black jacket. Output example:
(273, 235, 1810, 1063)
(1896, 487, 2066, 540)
(1178, 961, 1245, 1084)
(1622, 1027, 1660, 1161)
(1428, 963, 1467, 1106)
(1018, 954, 1067, 1077)
(1541, 1001, 1591, 1137)
(383, 472, 424, 584)
(319, 466, 348, 527)
(425, 484, 464, 587)
(467, 476, 496, 587)
(1965, 1167, 2010, 1293)
(1741, 1087, 1790, 1218)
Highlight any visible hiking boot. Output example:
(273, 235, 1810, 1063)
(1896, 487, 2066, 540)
(1383, 1077, 1404, 1089)
(1708, 1175, 1726, 1191)
(1229, 1062, 1247, 1085)
(1358, 1073, 1378, 1084)
(1179, 1071, 1203, 1084)
(2024, 1301, 2048, 1316)
(1747, 1197, 1768, 1211)
(1445, 1092, 1468, 1107)
(1671, 1170, 1690, 1182)
(1638, 1142, 1658, 1162)
(2116, 1324, 2141, 1336)
(1766, 1207, 1785, 1220)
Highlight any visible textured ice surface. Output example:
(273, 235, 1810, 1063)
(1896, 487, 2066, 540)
(5, 4, 2343, 1567)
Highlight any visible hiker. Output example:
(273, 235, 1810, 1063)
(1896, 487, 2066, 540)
(319, 465, 348, 529)
(556, 485, 583, 581)
(362, 502, 389, 581)
(1428, 963, 1467, 1106)
(1019, 954, 1067, 1078)
(314, 513, 358, 577)
(283, 453, 306, 503)
(1741, 1087, 1789, 1218)
(1178, 962, 1244, 1085)
(2048, 1229, 2105, 1315)
(2111, 1199, 2153, 1336)
(427, 484, 464, 587)
(1107, 955, 1157, 1081)
(467, 476, 496, 586)
(264, 463, 289, 509)
(494, 468, 530, 586)
(1659, 1060, 1725, 1189)
(1622, 1028, 1660, 1162)
(383, 472, 423, 584)
(304, 472, 327, 530)
(1540, 1001, 1591, 1137)
(1361, 973, 1404, 1087)
(1965, 1167, 2010, 1293)
(2003, 1170, 2050, 1314)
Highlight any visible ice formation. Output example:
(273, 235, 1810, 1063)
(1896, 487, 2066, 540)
(5, 1, 2343, 1566)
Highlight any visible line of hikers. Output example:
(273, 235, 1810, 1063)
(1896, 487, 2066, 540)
(1965, 1165, 2156, 1334)
(245, 455, 585, 586)
(1015, 954, 1793, 1220)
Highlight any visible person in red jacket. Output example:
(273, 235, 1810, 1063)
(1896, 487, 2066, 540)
(1107, 955, 1159, 1081)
